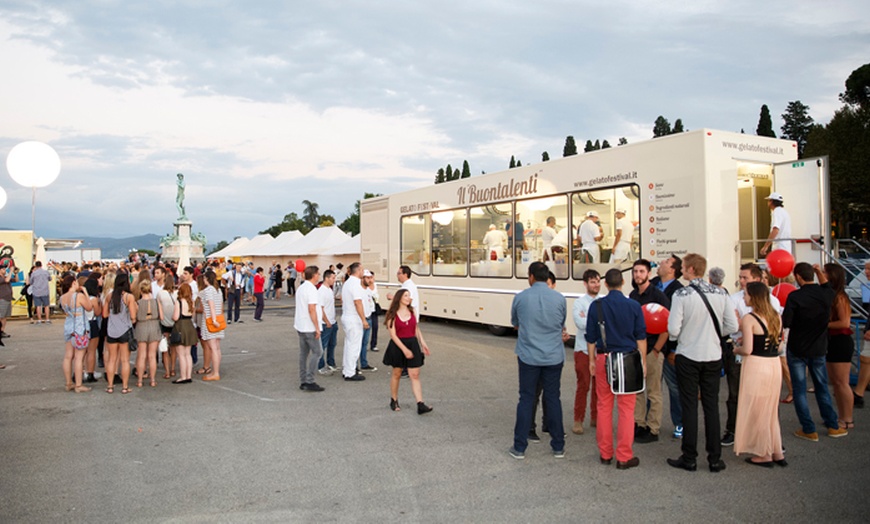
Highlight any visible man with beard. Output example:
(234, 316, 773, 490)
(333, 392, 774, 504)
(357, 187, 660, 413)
(629, 259, 671, 443)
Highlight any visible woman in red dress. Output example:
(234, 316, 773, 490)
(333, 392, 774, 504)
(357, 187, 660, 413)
(382, 289, 432, 414)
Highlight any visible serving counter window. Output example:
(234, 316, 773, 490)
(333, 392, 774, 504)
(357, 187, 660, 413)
(431, 209, 468, 277)
(470, 203, 512, 277)
(515, 196, 569, 280)
(400, 214, 431, 276)
(571, 184, 640, 278)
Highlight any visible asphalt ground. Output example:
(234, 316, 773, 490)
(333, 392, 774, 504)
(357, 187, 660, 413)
(1, 298, 868, 523)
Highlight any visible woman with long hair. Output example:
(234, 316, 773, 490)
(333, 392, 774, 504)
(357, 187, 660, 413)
(158, 276, 178, 379)
(172, 283, 197, 383)
(734, 281, 786, 467)
(822, 263, 854, 429)
(83, 271, 103, 383)
(134, 280, 163, 388)
(381, 289, 432, 414)
(60, 274, 94, 392)
(194, 274, 211, 375)
(199, 271, 224, 381)
(103, 273, 137, 394)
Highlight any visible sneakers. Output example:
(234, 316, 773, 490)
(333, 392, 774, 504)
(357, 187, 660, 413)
(508, 447, 525, 460)
(300, 382, 325, 392)
(528, 430, 541, 442)
(853, 392, 864, 409)
(317, 367, 333, 376)
(328, 365, 340, 372)
(720, 432, 735, 447)
(344, 373, 366, 381)
(360, 365, 378, 372)
(370, 346, 379, 352)
(793, 429, 819, 442)
(827, 427, 848, 438)
(673, 425, 683, 439)
(552, 448, 565, 459)
(572, 421, 584, 435)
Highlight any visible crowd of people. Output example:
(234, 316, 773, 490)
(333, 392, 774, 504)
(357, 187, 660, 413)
(510, 253, 869, 472)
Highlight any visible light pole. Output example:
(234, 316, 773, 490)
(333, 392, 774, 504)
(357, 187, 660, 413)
(5, 141, 61, 236)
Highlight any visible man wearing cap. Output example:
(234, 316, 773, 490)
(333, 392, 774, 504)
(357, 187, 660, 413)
(579, 211, 604, 263)
(611, 209, 634, 264)
(760, 192, 792, 256)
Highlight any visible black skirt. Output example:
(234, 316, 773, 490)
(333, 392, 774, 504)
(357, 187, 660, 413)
(383, 336, 424, 369)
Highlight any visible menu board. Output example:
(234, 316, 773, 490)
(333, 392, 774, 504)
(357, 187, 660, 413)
(645, 178, 695, 261)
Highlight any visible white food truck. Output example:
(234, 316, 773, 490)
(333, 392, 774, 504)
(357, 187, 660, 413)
(360, 129, 829, 334)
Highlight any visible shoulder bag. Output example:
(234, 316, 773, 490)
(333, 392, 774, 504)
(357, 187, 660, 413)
(597, 301, 645, 395)
(71, 295, 90, 350)
(688, 284, 732, 358)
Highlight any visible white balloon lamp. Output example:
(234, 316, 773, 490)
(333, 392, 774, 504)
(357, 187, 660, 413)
(6, 141, 62, 234)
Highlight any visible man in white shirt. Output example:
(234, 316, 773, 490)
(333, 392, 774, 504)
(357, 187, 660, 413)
(359, 270, 378, 372)
(341, 263, 369, 381)
(317, 269, 339, 375)
(151, 265, 166, 297)
(483, 224, 505, 260)
(611, 209, 634, 263)
(295, 266, 324, 392)
(667, 254, 738, 473)
(579, 211, 603, 263)
(397, 265, 420, 320)
(571, 269, 601, 435)
(541, 216, 557, 261)
(222, 262, 245, 324)
(760, 192, 792, 255)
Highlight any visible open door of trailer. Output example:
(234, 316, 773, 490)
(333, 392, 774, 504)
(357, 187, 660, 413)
(772, 156, 830, 264)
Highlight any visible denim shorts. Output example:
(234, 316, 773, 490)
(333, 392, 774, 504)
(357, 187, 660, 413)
(33, 295, 50, 307)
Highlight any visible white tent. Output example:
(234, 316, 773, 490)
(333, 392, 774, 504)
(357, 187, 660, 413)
(282, 226, 351, 256)
(320, 234, 360, 256)
(209, 237, 249, 259)
(230, 234, 278, 257)
(255, 230, 304, 256)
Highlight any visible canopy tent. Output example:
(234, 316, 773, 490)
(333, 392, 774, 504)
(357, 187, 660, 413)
(254, 230, 304, 256)
(228, 234, 278, 257)
(319, 234, 359, 256)
(249, 226, 359, 276)
(209, 237, 249, 259)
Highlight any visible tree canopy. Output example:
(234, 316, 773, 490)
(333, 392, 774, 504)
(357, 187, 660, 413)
(780, 101, 814, 157)
(563, 136, 578, 157)
(756, 105, 776, 137)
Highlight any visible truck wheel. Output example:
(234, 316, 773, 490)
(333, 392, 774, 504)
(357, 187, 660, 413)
(488, 325, 510, 336)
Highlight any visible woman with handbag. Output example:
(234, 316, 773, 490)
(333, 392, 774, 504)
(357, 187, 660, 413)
(60, 274, 95, 393)
(172, 283, 197, 384)
(200, 271, 225, 381)
(158, 276, 178, 379)
(134, 280, 164, 388)
(103, 273, 137, 394)
(734, 282, 787, 467)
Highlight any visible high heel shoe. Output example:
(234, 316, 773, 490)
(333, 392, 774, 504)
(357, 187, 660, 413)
(417, 402, 433, 415)
(390, 398, 400, 411)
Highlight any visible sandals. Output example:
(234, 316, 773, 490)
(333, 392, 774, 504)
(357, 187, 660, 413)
(150, 381, 157, 388)
(106, 386, 114, 394)
(136, 382, 143, 388)
(121, 387, 132, 394)
(390, 398, 400, 411)
(195, 367, 212, 375)
(840, 420, 855, 430)
(780, 395, 793, 404)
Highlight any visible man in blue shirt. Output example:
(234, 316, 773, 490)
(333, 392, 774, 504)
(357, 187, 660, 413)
(509, 262, 567, 460)
(586, 268, 647, 470)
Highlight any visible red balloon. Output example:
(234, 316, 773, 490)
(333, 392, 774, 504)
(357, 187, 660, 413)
(295, 259, 306, 272)
(772, 283, 797, 308)
(766, 249, 795, 279)
(642, 303, 670, 335)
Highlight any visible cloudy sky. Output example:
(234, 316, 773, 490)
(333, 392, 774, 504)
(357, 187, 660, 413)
(1, 1, 867, 245)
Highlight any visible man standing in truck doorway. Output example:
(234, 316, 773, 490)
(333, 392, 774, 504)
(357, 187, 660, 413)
(760, 192, 792, 256)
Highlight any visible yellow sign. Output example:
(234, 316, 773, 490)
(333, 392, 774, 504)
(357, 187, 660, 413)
(0, 231, 34, 317)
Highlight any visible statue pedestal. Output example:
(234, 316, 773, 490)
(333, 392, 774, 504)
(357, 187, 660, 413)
(161, 220, 205, 269)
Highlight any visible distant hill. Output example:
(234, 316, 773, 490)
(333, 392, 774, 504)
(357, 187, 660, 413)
(79, 234, 164, 259)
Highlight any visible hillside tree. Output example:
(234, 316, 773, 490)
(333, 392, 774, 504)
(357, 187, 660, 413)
(756, 104, 776, 137)
(781, 101, 814, 157)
